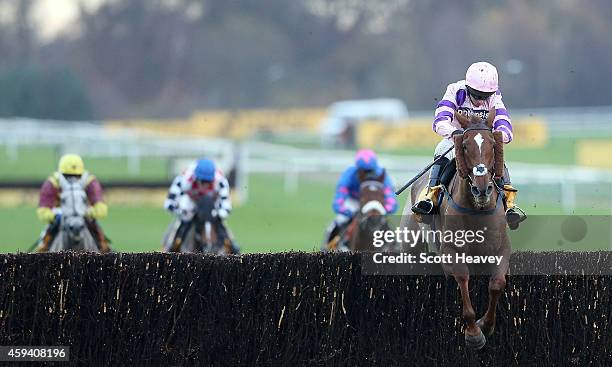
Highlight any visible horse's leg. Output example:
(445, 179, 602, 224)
(477, 240, 510, 337)
(476, 273, 506, 337)
(454, 271, 486, 350)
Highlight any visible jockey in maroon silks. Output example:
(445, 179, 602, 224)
(35, 154, 110, 252)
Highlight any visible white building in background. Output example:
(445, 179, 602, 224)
(320, 98, 409, 148)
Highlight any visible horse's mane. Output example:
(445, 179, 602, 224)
(455, 108, 495, 130)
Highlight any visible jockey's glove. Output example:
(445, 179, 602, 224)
(36, 207, 56, 223)
(87, 202, 108, 220)
(212, 208, 229, 220)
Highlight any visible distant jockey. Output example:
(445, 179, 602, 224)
(35, 154, 110, 252)
(411, 61, 526, 229)
(323, 149, 398, 251)
(164, 158, 239, 253)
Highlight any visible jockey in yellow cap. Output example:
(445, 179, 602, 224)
(35, 154, 111, 252)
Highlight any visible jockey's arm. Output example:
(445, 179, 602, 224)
(432, 84, 460, 139)
(332, 169, 353, 216)
(491, 95, 513, 144)
(37, 179, 59, 223)
(383, 174, 398, 214)
(85, 177, 108, 219)
(164, 175, 184, 213)
(214, 175, 232, 219)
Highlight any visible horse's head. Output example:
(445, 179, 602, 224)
(351, 170, 392, 251)
(63, 215, 86, 246)
(358, 170, 387, 217)
(191, 192, 220, 252)
(453, 109, 504, 208)
(194, 193, 217, 224)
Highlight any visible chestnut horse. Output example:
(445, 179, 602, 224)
(401, 109, 510, 350)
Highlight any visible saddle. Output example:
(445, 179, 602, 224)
(423, 159, 457, 215)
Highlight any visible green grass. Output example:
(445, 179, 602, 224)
(0, 145, 169, 182)
(0, 173, 607, 254)
(1, 139, 609, 253)
(0, 174, 334, 253)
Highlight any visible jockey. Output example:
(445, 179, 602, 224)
(411, 61, 526, 229)
(35, 154, 110, 252)
(164, 158, 239, 253)
(323, 149, 398, 250)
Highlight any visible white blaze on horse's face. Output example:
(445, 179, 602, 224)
(361, 201, 387, 215)
(474, 133, 484, 156)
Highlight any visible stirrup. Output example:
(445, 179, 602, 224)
(506, 206, 526, 230)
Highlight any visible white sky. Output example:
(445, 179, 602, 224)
(31, 0, 105, 41)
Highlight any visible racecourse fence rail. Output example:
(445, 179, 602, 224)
(0, 252, 611, 366)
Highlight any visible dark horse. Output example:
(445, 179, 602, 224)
(348, 170, 394, 251)
(401, 109, 510, 350)
(164, 193, 233, 254)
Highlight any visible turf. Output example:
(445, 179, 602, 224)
(0, 173, 334, 253)
(0, 173, 606, 254)
(0, 145, 169, 182)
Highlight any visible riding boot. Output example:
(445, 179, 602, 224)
(171, 220, 191, 252)
(323, 220, 349, 251)
(35, 218, 61, 253)
(502, 184, 526, 230)
(216, 219, 240, 254)
(412, 156, 449, 215)
(35, 238, 51, 253)
(88, 220, 111, 253)
(499, 167, 526, 230)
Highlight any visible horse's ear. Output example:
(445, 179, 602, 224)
(358, 169, 366, 183)
(377, 169, 386, 183)
(454, 111, 469, 129)
(486, 107, 496, 128)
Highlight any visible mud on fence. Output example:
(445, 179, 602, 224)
(0, 252, 611, 366)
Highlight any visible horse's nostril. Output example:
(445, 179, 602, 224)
(486, 184, 494, 195)
(471, 186, 480, 197)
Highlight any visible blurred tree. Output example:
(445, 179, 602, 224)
(1, 0, 611, 118)
(0, 66, 93, 120)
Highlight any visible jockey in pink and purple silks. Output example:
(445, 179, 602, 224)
(411, 61, 526, 229)
(323, 149, 398, 250)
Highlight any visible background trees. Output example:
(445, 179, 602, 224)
(0, 0, 610, 119)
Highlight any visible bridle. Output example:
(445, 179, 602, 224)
(449, 126, 503, 215)
(357, 180, 388, 227)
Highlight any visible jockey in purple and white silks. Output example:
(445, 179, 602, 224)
(411, 61, 526, 229)
(323, 149, 398, 250)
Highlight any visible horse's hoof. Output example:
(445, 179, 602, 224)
(465, 329, 486, 351)
(476, 318, 495, 337)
